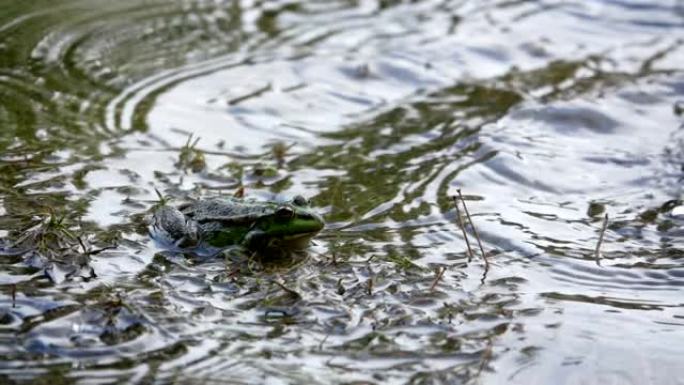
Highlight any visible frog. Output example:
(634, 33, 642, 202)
(151, 195, 325, 252)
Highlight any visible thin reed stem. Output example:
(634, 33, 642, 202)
(430, 267, 447, 291)
(451, 195, 474, 262)
(457, 190, 489, 284)
(457, 190, 487, 264)
(595, 213, 609, 266)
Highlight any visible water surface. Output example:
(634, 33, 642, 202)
(1, 0, 684, 384)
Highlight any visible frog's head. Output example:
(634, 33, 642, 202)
(251, 195, 325, 250)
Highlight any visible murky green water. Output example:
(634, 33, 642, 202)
(1, 0, 684, 383)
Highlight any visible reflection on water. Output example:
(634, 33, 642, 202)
(1, 0, 684, 383)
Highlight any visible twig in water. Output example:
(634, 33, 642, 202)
(430, 267, 447, 292)
(366, 277, 373, 296)
(451, 196, 474, 262)
(11, 284, 16, 308)
(595, 213, 609, 266)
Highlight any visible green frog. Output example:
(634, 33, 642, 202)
(151, 195, 325, 252)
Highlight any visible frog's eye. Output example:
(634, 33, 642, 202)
(293, 195, 308, 206)
(276, 206, 294, 218)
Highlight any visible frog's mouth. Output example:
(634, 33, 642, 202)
(269, 232, 318, 250)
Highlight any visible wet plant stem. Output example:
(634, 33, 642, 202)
(430, 267, 447, 291)
(595, 213, 609, 266)
(458, 190, 487, 265)
(451, 196, 474, 262)
(11, 284, 16, 308)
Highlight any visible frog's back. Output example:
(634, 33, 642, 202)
(184, 198, 275, 219)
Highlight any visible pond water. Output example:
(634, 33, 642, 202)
(1, 0, 684, 384)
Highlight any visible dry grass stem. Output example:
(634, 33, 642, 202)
(457, 190, 487, 265)
(430, 267, 447, 291)
(451, 195, 475, 262)
(595, 213, 609, 266)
